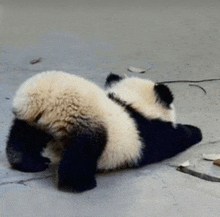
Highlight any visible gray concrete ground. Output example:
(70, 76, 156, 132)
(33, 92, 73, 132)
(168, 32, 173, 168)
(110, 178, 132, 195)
(1, 0, 220, 216)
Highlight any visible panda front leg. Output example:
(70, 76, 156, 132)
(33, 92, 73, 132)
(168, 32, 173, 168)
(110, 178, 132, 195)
(58, 127, 107, 193)
(6, 119, 51, 172)
(58, 142, 97, 192)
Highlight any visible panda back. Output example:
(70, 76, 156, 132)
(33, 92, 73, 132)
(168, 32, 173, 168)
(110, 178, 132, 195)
(12, 71, 107, 137)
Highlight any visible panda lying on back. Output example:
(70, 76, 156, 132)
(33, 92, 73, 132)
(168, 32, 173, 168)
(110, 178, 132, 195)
(6, 71, 202, 192)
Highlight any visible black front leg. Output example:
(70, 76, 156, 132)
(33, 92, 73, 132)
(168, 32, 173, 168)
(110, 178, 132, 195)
(58, 144, 97, 192)
(58, 126, 107, 193)
(6, 119, 51, 172)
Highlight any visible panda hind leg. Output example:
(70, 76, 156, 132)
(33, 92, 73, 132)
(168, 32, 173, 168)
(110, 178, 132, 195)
(58, 126, 107, 193)
(6, 119, 51, 172)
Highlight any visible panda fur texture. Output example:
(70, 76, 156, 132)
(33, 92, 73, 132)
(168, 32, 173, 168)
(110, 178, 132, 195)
(6, 71, 202, 192)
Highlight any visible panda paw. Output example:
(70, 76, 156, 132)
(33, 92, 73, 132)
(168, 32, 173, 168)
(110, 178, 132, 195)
(181, 124, 202, 146)
(11, 154, 50, 172)
(58, 175, 97, 193)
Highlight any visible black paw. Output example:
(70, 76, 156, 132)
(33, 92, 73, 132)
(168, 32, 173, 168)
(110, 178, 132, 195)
(58, 175, 97, 193)
(12, 155, 50, 172)
(182, 125, 202, 146)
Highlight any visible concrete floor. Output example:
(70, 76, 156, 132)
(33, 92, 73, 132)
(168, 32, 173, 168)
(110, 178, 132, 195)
(1, 0, 220, 216)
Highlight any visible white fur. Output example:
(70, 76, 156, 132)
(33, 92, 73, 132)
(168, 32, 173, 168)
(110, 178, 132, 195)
(13, 71, 142, 170)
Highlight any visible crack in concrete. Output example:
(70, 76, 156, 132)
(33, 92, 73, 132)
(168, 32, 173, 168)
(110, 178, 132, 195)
(201, 140, 220, 146)
(207, 140, 220, 145)
(0, 174, 54, 186)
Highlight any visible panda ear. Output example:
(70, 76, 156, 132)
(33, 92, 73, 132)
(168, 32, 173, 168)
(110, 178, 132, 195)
(105, 73, 123, 88)
(154, 83, 174, 107)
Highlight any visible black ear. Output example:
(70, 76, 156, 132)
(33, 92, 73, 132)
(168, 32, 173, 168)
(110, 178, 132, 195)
(154, 83, 174, 108)
(105, 73, 123, 88)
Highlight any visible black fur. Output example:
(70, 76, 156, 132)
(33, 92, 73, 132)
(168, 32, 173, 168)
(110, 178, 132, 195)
(6, 119, 107, 192)
(6, 119, 52, 172)
(105, 73, 123, 88)
(154, 83, 174, 108)
(108, 93, 202, 166)
(58, 124, 107, 192)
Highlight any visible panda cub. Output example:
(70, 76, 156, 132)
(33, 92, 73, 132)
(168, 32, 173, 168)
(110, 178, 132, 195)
(6, 71, 202, 192)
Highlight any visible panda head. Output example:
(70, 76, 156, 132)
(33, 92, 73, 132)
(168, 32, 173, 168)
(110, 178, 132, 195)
(105, 73, 176, 123)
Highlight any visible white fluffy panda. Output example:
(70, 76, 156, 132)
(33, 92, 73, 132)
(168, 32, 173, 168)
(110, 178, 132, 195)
(6, 71, 202, 192)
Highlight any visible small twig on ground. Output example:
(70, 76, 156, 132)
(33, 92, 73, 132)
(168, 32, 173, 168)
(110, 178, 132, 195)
(160, 78, 220, 84)
(189, 84, 207, 95)
(176, 166, 220, 182)
(30, 57, 42, 64)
